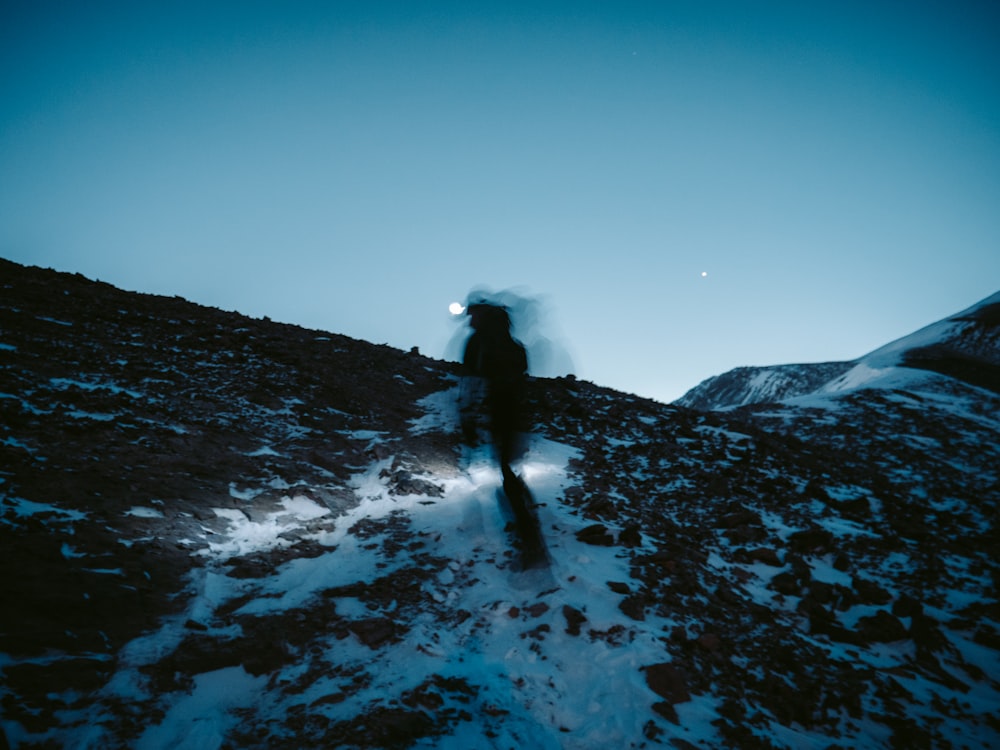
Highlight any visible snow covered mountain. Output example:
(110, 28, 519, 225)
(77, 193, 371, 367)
(675, 291, 1000, 411)
(2, 258, 999, 749)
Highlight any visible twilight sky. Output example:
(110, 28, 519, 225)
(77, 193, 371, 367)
(2, 1, 998, 403)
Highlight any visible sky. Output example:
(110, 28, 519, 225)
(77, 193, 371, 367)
(2, 1, 999, 403)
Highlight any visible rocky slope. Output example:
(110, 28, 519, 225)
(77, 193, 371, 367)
(1, 258, 998, 749)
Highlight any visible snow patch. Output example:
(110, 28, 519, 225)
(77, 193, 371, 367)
(125, 506, 165, 519)
(199, 495, 331, 559)
(136, 666, 267, 750)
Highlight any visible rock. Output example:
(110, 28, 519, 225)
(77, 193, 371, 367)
(620, 523, 643, 548)
(576, 524, 614, 546)
(713, 584, 741, 606)
(787, 527, 834, 554)
(562, 605, 587, 636)
(339, 707, 436, 748)
(853, 577, 892, 605)
(910, 612, 948, 656)
(857, 610, 907, 643)
(787, 554, 812, 583)
(720, 509, 760, 528)
(619, 595, 646, 621)
(748, 547, 782, 566)
(348, 617, 399, 649)
(724, 525, 767, 544)
(652, 701, 679, 724)
(607, 581, 631, 594)
(892, 594, 923, 618)
(805, 580, 835, 604)
(770, 572, 801, 596)
(524, 602, 549, 618)
(836, 495, 872, 519)
(370, 443, 392, 460)
(388, 470, 444, 497)
(644, 662, 690, 707)
(697, 633, 721, 652)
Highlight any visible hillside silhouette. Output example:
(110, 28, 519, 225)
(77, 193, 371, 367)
(2, 259, 998, 749)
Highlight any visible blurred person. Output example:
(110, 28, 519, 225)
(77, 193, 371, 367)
(459, 299, 545, 568)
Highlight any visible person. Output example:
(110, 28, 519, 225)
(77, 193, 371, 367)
(461, 302, 528, 483)
(460, 301, 545, 566)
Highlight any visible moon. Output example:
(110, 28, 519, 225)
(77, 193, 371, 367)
(448, 302, 466, 315)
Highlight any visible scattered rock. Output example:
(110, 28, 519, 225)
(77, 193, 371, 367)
(524, 602, 549, 618)
(386, 469, 444, 497)
(720, 509, 760, 528)
(787, 527, 835, 554)
(619, 595, 646, 621)
(892, 594, 923, 619)
(644, 662, 691, 717)
(697, 633, 722, 652)
(576, 524, 615, 546)
(4, 260, 998, 749)
(563, 605, 587, 636)
(910, 612, 948, 656)
(770, 572, 801, 596)
(854, 577, 892, 605)
(835, 495, 872, 519)
(748, 547, 782, 566)
(620, 523, 643, 548)
(857, 610, 907, 643)
(652, 701, 679, 724)
(348, 617, 400, 649)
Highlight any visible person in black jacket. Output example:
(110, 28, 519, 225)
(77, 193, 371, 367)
(461, 302, 528, 482)
(460, 300, 545, 567)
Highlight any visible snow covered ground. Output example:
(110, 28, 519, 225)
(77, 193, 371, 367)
(2, 261, 998, 749)
(83, 425, 694, 749)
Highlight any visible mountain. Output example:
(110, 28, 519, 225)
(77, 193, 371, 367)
(675, 292, 1000, 411)
(2, 258, 999, 749)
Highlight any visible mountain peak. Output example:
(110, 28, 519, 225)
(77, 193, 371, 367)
(676, 290, 1000, 410)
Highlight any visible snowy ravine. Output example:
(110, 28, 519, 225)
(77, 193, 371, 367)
(2, 259, 999, 749)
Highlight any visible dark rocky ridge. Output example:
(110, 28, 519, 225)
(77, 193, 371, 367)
(2, 258, 998, 749)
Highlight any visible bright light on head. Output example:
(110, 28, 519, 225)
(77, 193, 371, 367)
(449, 302, 466, 315)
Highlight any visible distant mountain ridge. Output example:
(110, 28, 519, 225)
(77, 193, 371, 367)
(675, 291, 1000, 410)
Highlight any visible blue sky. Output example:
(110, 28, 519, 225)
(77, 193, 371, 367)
(2, 1, 998, 402)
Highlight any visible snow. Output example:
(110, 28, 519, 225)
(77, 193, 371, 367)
(61, 543, 87, 559)
(90, 433, 702, 749)
(198, 494, 332, 559)
(7, 347, 997, 749)
(820, 362, 891, 392)
(245, 445, 281, 457)
(227, 483, 255, 501)
(136, 667, 267, 750)
(125, 506, 165, 519)
(0, 496, 87, 521)
(409, 384, 461, 434)
(36, 316, 72, 326)
(48, 377, 142, 398)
